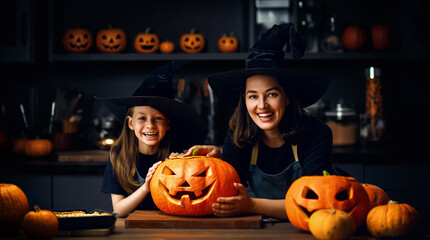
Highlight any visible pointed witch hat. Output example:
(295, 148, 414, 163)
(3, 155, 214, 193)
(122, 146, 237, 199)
(96, 60, 207, 151)
(208, 23, 329, 108)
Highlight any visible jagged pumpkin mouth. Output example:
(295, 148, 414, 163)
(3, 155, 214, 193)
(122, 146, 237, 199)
(159, 180, 216, 206)
(69, 42, 89, 49)
(102, 44, 121, 50)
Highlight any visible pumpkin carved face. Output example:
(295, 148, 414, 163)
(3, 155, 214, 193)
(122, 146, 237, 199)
(150, 156, 240, 216)
(180, 29, 205, 53)
(96, 28, 127, 53)
(285, 175, 371, 232)
(62, 28, 93, 53)
(134, 28, 159, 53)
(218, 34, 238, 53)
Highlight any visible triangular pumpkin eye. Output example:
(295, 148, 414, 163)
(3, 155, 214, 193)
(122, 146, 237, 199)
(335, 188, 351, 201)
(162, 166, 175, 175)
(302, 186, 318, 199)
(84, 34, 89, 39)
(194, 167, 208, 177)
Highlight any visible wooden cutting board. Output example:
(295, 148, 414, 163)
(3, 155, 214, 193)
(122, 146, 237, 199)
(125, 210, 262, 229)
(56, 150, 109, 162)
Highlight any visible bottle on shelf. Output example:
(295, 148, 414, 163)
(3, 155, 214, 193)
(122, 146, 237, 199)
(320, 13, 342, 53)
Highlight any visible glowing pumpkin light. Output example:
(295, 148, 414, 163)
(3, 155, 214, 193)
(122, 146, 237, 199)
(134, 28, 160, 53)
(150, 156, 240, 216)
(62, 28, 93, 53)
(96, 26, 127, 53)
(285, 174, 371, 232)
(180, 29, 205, 53)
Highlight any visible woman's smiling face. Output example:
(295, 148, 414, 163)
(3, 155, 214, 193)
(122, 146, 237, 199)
(245, 75, 289, 132)
(127, 106, 170, 154)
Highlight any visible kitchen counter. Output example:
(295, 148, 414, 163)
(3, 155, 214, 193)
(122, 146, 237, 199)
(2, 217, 429, 240)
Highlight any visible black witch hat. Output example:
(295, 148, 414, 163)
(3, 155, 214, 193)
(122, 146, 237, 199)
(208, 23, 329, 108)
(96, 60, 207, 151)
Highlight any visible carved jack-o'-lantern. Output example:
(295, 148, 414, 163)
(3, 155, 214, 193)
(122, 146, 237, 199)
(134, 28, 159, 53)
(150, 156, 240, 216)
(180, 29, 205, 53)
(285, 174, 371, 232)
(96, 26, 127, 53)
(218, 33, 238, 53)
(62, 28, 93, 53)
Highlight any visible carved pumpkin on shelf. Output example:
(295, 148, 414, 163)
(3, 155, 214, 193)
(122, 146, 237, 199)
(309, 209, 356, 240)
(366, 200, 419, 237)
(150, 156, 240, 216)
(25, 139, 53, 157)
(96, 26, 127, 53)
(134, 28, 159, 53)
(0, 183, 29, 234)
(62, 28, 93, 53)
(285, 174, 371, 232)
(160, 40, 175, 53)
(341, 25, 365, 51)
(22, 205, 58, 240)
(362, 183, 389, 208)
(218, 33, 238, 53)
(180, 29, 205, 53)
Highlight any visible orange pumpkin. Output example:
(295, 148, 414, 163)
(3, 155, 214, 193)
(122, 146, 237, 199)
(180, 29, 205, 53)
(371, 25, 391, 51)
(62, 28, 93, 53)
(309, 209, 356, 240)
(12, 137, 28, 154)
(341, 26, 365, 51)
(150, 156, 240, 216)
(362, 183, 389, 208)
(0, 183, 29, 234)
(25, 139, 53, 157)
(218, 33, 238, 53)
(285, 174, 371, 232)
(134, 28, 159, 53)
(367, 200, 419, 237)
(22, 205, 58, 240)
(96, 26, 127, 53)
(160, 40, 175, 53)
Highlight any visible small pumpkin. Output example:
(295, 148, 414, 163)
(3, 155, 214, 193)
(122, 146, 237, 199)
(0, 183, 29, 234)
(309, 209, 356, 240)
(160, 40, 175, 53)
(285, 173, 371, 232)
(180, 29, 205, 53)
(366, 200, 419, 237)
(341, 25, 365, 51)
(25, 139, 53, 157)
(150, 155, 240, 216)
(12, 137, 29, 154)
(362, 183, 389, 208)
(371, 25, 391, 51)
(96, 26, 127, 53)
(134, 27, 159, 53)
(22, 205, 59, 240)
(218, 32, 238, 53)
(62, 28, 93, 53)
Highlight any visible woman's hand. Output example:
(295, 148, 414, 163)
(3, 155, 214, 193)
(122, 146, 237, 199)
(212, 183, 254, 217)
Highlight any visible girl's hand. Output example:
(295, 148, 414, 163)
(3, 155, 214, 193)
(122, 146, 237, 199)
(144, 161, 162, 189)
(212, 183, 254, 217)
(181, 145, 222, 158)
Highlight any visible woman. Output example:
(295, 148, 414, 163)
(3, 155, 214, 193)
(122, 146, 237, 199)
(181, 24, 337, 220)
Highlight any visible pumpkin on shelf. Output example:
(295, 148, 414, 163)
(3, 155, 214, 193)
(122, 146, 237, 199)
(309, 209, 356, 240)
(12, 137, 29, 154)
(341, 25, 366, 51)
(218, 32, 238, 53)
(150, 155, 240, 216)
(366, 200, 419, 237)
(180, 29, 205, 53)
(159, 40, 175, 53)
(371, 25, 391, 51)
(22, 205, 58, 240)
(0, 183, 29, 234)
(134, 27, 160, 53)
(96, 26, 127, 53)
(25, 138, 53, 157)
(285, 171, 371, 232)
(62, 28, 93, 53)
(362, 183, 389, 208)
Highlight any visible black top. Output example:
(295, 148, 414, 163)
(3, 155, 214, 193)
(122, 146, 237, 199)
(221, 115, 335, 186)
(101, 152, 158, 210)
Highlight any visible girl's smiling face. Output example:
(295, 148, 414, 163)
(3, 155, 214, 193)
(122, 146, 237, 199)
(245, 75, 289, 133)
(127, 106, 170, 154)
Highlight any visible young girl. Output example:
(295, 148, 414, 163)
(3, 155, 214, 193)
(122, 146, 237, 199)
(98, 61, 207, 217)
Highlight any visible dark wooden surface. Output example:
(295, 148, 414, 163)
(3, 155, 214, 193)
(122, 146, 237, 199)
(125, 210, 262, 229)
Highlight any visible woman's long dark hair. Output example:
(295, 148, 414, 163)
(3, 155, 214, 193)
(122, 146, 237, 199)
(228, 78, 307, 148)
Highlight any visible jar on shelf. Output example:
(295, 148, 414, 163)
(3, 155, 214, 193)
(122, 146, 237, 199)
(325, 99, 358, 146)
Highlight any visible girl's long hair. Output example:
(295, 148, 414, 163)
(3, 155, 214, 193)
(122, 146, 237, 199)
(229, 80, 307, 148)
(109, 107, 171, 193)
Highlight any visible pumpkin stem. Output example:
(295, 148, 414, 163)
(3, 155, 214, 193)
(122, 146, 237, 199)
(388, 200, 398, 205)
(145, 27, 152, 34)
(229, 32, 235, 37)
(34, 205, 41, 212)
(192, 148, 200, 156)
(323, 170, 330, 176)
(190, 28, 196, 34)
(108, 24, 113, 29)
